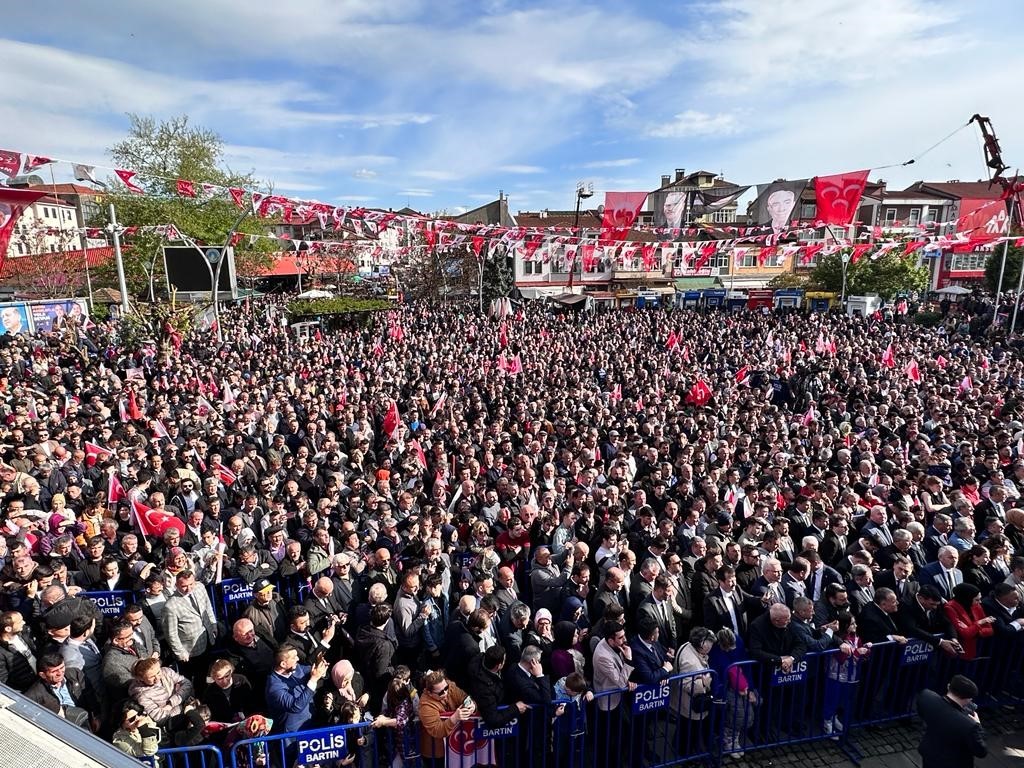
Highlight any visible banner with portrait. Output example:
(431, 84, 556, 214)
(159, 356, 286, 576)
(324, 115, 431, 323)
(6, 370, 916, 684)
(0, 303, 31, 335)
(753, 180, 809, 234)
(650, 189, 689, 229)
(29, 299, 89, 333)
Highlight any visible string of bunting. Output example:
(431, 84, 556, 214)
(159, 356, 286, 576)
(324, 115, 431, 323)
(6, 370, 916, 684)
(2, 146, 1021, 269)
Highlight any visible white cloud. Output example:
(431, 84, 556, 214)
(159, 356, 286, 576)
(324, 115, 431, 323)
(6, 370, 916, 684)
(353, 169, 378, 180)
(497, 165, 545, 174)
(269, 180, 325, 192)
(645, 110, 740, 139)
(581, 158, 639, 169)
(398, 189, 434, 197)
(334, 195, 377, 203)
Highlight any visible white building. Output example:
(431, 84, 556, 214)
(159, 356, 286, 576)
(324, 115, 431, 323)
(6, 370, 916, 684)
(7, 196, 79, 259)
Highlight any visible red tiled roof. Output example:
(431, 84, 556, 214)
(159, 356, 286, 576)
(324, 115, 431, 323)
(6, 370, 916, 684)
(27, 183, 103, 196)
(257, 253, 356, 277)
(2, 246, 114, 278)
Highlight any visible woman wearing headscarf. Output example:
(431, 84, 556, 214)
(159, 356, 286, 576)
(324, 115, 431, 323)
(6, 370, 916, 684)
(943, 583, 996, 660)
(550, 621, 584, 679)
(522, 608, 555, 670)
(313, 659, 369, 726)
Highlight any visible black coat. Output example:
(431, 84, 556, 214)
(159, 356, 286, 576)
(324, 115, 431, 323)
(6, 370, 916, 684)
(898, 596, 954, 646)
(462, 654, 519, 728)
(916, 689, 987, 768)
(857, 602, 902, 645)
(746, 612, 806, 667)
(0, 633, 36, 692)
(23, 666, 95, 715)
(441, 622, 481, 688)
(204, 674, 256, 723)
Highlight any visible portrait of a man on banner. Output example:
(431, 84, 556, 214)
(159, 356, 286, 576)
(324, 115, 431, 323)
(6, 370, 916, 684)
(754, 180, 808, 235)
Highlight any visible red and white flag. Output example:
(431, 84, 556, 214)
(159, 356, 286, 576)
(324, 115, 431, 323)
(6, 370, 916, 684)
(905, 359, 921, 383)
(498, 322, 508, 349)
(215, 464, 237, 487)
(735, 366, 750, 384)
(382, 399, 401, 439)
(610, 383, 622, 401)
(176, 179, 196, 198)
(960, 376, 973, 392)
(665, 331, 679, 350)
(599, 191, 647, 245)
(507, 354, 523, 375)
(85, 441, 112, 468)
(936, 355, 948, 369)
(108, 472, 128, 505)
(115, 169, 144, 194)
(132, 494, 186, 539)
(801, 405, 816, 426)
(152, 420, 170, 440)
(410, 439, 428, 469)
(0, 188, 46, 274)
(22, 155, 53, 173)
(881, 344, 895, 368)
(429, 392, 447, 419)
(814, 170, 870, 225)
(685, 379, 713, 407)
(0, 150, 22, 178)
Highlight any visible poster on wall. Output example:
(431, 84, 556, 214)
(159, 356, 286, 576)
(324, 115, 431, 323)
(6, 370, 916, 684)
(0, 303, 31, 335)
(29, 300, 88, 333)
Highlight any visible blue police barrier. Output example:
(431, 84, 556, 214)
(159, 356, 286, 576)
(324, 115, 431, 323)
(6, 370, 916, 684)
(230, 720, 378, 768)
(146, 744, 224, 768)
(848, 640, 932, 728)
(83, 589, 136, 619)
(211, 579, 254, 624)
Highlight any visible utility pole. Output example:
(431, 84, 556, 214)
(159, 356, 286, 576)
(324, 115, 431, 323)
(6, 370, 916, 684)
(569, 182, 593, 291)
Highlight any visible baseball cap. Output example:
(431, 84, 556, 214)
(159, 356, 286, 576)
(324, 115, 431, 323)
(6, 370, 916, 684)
(253, 577, 274, 593)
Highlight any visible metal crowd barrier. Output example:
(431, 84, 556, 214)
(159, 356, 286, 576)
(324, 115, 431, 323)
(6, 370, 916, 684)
(144, 744, 224, 768)
(145, 633, 1024, 768)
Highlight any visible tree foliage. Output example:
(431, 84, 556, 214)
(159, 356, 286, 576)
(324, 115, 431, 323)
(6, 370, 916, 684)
(767, 272, 809, 289)
(984, 245, 1022, 293)
(481, 247, 514, 304)
(92, 114, 277, 297)
(810, 249, 929, 299)
(286, 297, 392, 317)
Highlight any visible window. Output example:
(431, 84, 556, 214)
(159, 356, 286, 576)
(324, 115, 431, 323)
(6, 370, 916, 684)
(908, 209, 921, 227)
(711, 249, 729, 271)
(950, 253, 988, 271)
(522, 260, 543, 275)
(740, 249, 758, 268)
(884, 209, 897, 225)
(15, 243, 24, 255)
(800, 203, 817, 220)
(923, 208, 937, 223)
(709, 209, 734, 223)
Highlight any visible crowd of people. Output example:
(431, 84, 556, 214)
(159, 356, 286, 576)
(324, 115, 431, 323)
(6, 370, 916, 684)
(0, 294, 1022, 767)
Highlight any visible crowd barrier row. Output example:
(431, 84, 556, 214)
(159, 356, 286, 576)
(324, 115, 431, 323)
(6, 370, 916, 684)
(139, 632, 1023, 768)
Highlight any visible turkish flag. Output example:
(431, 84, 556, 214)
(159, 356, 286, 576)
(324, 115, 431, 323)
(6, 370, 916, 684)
(382, 399, 401, 439)
(85, 441, 112, 468)
(176, 179, 196, 198)
(814, 170, 870, 225)
(22, 156, 53, 173)
(685, 379, 713, 407)
(410, 439, 428, 469)
(115, 169, 144, 194)
(523, 234, 543, 260)
(0, 188, 46, 274)
(936, 355, 948, 369)
(0, 150, 22, 178)
(132, 496, 186, 539)
(127, 389, 143, 420)
(735, 366, 750, 384)
(498, 322, 508, 348)
(599, 192, 647, 245)
(229, 187, 246, 208)
(215, 464, 237, 487)
(108, 472, 128, 505)
(850, 244, 872, 263)
(665, 331, 678, 350)
(507, 354, 523, 375)
(471, 235, 485, 259)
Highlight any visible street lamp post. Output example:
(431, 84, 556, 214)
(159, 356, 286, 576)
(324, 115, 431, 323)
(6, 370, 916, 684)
(840, 250, 852, 313)
(569, 182, 593, 291)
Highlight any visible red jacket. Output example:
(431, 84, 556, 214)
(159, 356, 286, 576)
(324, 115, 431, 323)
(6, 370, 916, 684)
(942, 600, 994, 659)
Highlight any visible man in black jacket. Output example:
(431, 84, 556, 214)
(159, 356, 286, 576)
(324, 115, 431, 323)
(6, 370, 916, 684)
(462, 645, 529, 727)
(23, 653, 95, 730)
(916, 675, 987, 768)
(747, 604, 807, 669)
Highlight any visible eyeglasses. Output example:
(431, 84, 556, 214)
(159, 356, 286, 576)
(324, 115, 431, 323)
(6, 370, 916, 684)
(433, 684, 449, 696)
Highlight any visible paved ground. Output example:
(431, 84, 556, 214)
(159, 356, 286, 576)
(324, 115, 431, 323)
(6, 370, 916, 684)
(720, 707, 1023, 767)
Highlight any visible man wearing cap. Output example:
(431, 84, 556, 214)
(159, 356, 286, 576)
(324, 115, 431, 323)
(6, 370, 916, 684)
(245, 578, 288, 648)
(916, 674, 987, 767)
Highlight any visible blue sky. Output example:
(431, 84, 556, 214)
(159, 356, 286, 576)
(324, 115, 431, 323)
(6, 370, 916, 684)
(2, 0, 1022, 215)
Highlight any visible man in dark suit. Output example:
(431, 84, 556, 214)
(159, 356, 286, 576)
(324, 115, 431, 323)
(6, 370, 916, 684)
(628, 614, 672, 685)
(856, 588, 907, 645)
(874, 556, 919, 603)
(919, 546, 963, 601)
(846, 564, 876, 616)
(818, 515, 850, 568)
(981, 582, 1024, 637)
(803, 552, 842, 602)
(703, 565, 756, 639)
(923, 514, 952, 562)
(813, 583, 851, 627)
(747, 604, 807, 669)
(781, 558, 811, 607)
(897, 585, 959, 654)
(636, 575, 679, 653)
(916, 675, 987, 768)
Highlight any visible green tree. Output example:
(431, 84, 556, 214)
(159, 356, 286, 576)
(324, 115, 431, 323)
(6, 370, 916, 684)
(92, 114, 276, 298)
(810, 249, 928, 299)
(767, 272, 809, 289)
(481, 247, 514, 304)
(984, 245, 1022, 293)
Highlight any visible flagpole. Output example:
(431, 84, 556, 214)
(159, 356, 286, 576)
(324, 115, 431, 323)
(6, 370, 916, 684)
(108, 203, 130, 315)
(994, 170, 1018, 331)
